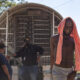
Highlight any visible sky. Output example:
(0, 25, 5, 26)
(16, 0, 80, 36)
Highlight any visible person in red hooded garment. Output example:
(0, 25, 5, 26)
(50, 17, 80, 80)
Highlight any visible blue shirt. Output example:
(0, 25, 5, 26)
(0, 54, 12, 78)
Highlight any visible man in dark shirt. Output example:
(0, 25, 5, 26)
(50, 17, 78, 80)
(0, 42, 12, 80)
(14, 37, 44, 80)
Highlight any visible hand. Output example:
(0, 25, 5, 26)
(7, 75, 11, 80)
(8, 78, 10, 80)
(37, 56, 40, 63)
(13, 54, 16, 57)
(6, 55, 10, 60)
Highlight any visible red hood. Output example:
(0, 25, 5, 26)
(56, 17, 80, 71)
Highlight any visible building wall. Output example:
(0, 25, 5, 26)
(0, 3, 62, 65)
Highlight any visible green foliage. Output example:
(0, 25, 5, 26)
(0, 0, 26, 13)
(0, 0, 16, 13)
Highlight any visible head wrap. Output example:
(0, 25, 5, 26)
(56, 17, 80, 71)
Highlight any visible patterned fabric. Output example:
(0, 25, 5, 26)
(55, 17, 80, 71)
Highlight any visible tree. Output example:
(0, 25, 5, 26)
(0, 0, 16, 13)
(0, 0, 26, 14)
(16, 0, 26, 3)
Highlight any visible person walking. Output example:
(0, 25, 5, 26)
(50, 17, 80, 80)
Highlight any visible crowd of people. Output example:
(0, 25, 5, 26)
(0, 17, 80, 80)
(0, 37, 44, 80)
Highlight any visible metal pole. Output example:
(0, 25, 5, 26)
(32, 16, 34, 44)
(53, 12, 55, 35)
(14, 17, 16, 53)
(5, 11, 8, 56)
